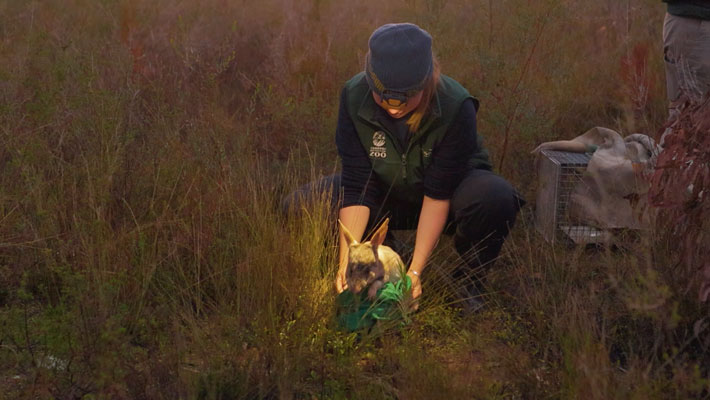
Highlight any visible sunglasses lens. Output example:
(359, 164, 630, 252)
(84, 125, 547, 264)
(381, 90, 409, 109)
(386, 98, 403, 107)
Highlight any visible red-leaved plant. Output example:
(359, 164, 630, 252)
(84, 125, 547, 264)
(648, 94, 710, 302)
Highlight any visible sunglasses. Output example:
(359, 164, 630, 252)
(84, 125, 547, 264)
(380, 89, 419, 110)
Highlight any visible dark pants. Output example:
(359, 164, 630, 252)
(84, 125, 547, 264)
(282, 169, 524, 279)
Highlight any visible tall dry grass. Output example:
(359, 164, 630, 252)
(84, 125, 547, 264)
(1, 0, 706, 398)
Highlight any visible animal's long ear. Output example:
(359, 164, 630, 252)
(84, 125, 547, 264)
(370, 218, 389, 247)
(338, 219, 357, 246)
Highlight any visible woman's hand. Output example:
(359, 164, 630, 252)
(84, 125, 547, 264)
(404, 196, 449, 311)
(407, 270, 421, 310)
(335, 267, 348, 293)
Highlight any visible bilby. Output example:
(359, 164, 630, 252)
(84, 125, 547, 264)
(339, 218, 404, 300)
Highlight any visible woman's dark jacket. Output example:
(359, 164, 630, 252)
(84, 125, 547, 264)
(664, 0, 710, 19)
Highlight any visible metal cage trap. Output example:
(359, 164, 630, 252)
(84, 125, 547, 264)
(535, 150, 610, 244)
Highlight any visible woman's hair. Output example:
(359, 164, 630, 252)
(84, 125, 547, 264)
(406, 57, 441, 133)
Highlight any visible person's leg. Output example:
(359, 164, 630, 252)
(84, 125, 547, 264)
(661, 13, 710, 146)
(701, 19, 710, 94)
(664, 13, 683, 106)
(280, 174, 342, 216)
(663, 13, 710, 105)
(447, 169, 524, 310)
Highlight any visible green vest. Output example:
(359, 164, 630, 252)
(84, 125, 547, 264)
(344, 72, 491, 203)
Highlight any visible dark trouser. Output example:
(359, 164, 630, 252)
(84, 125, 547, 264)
(282, 169, 525, 279)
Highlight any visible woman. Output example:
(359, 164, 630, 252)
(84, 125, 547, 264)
(333, 22, 523, 312)
(284, 23, 522, 312)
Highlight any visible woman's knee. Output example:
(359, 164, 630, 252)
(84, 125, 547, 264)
(451, 170, 523, 223)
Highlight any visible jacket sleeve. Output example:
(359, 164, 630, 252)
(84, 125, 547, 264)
(335, 87, 382, 208)
(423, 98, 489, 200)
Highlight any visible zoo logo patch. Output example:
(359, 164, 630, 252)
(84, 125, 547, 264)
(370, 131, 387, 158)
(372, 131, 386, 147)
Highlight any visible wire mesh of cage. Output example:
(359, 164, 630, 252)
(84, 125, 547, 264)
(535, 150, 610, 244)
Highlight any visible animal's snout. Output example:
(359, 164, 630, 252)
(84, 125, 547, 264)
(347, 279, 367, 295)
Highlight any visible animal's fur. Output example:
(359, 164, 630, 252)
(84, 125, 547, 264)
(339, 218, 404, 300)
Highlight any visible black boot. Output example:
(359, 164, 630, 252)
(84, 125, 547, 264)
(450, 266, 486, 314)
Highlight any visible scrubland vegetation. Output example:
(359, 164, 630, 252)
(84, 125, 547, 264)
(1, 0, 707, 398)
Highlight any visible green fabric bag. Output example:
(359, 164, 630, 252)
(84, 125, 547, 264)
(336, 276, 412, 332)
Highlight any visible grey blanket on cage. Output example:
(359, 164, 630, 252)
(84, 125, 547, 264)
(534, 127, 659, 229)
